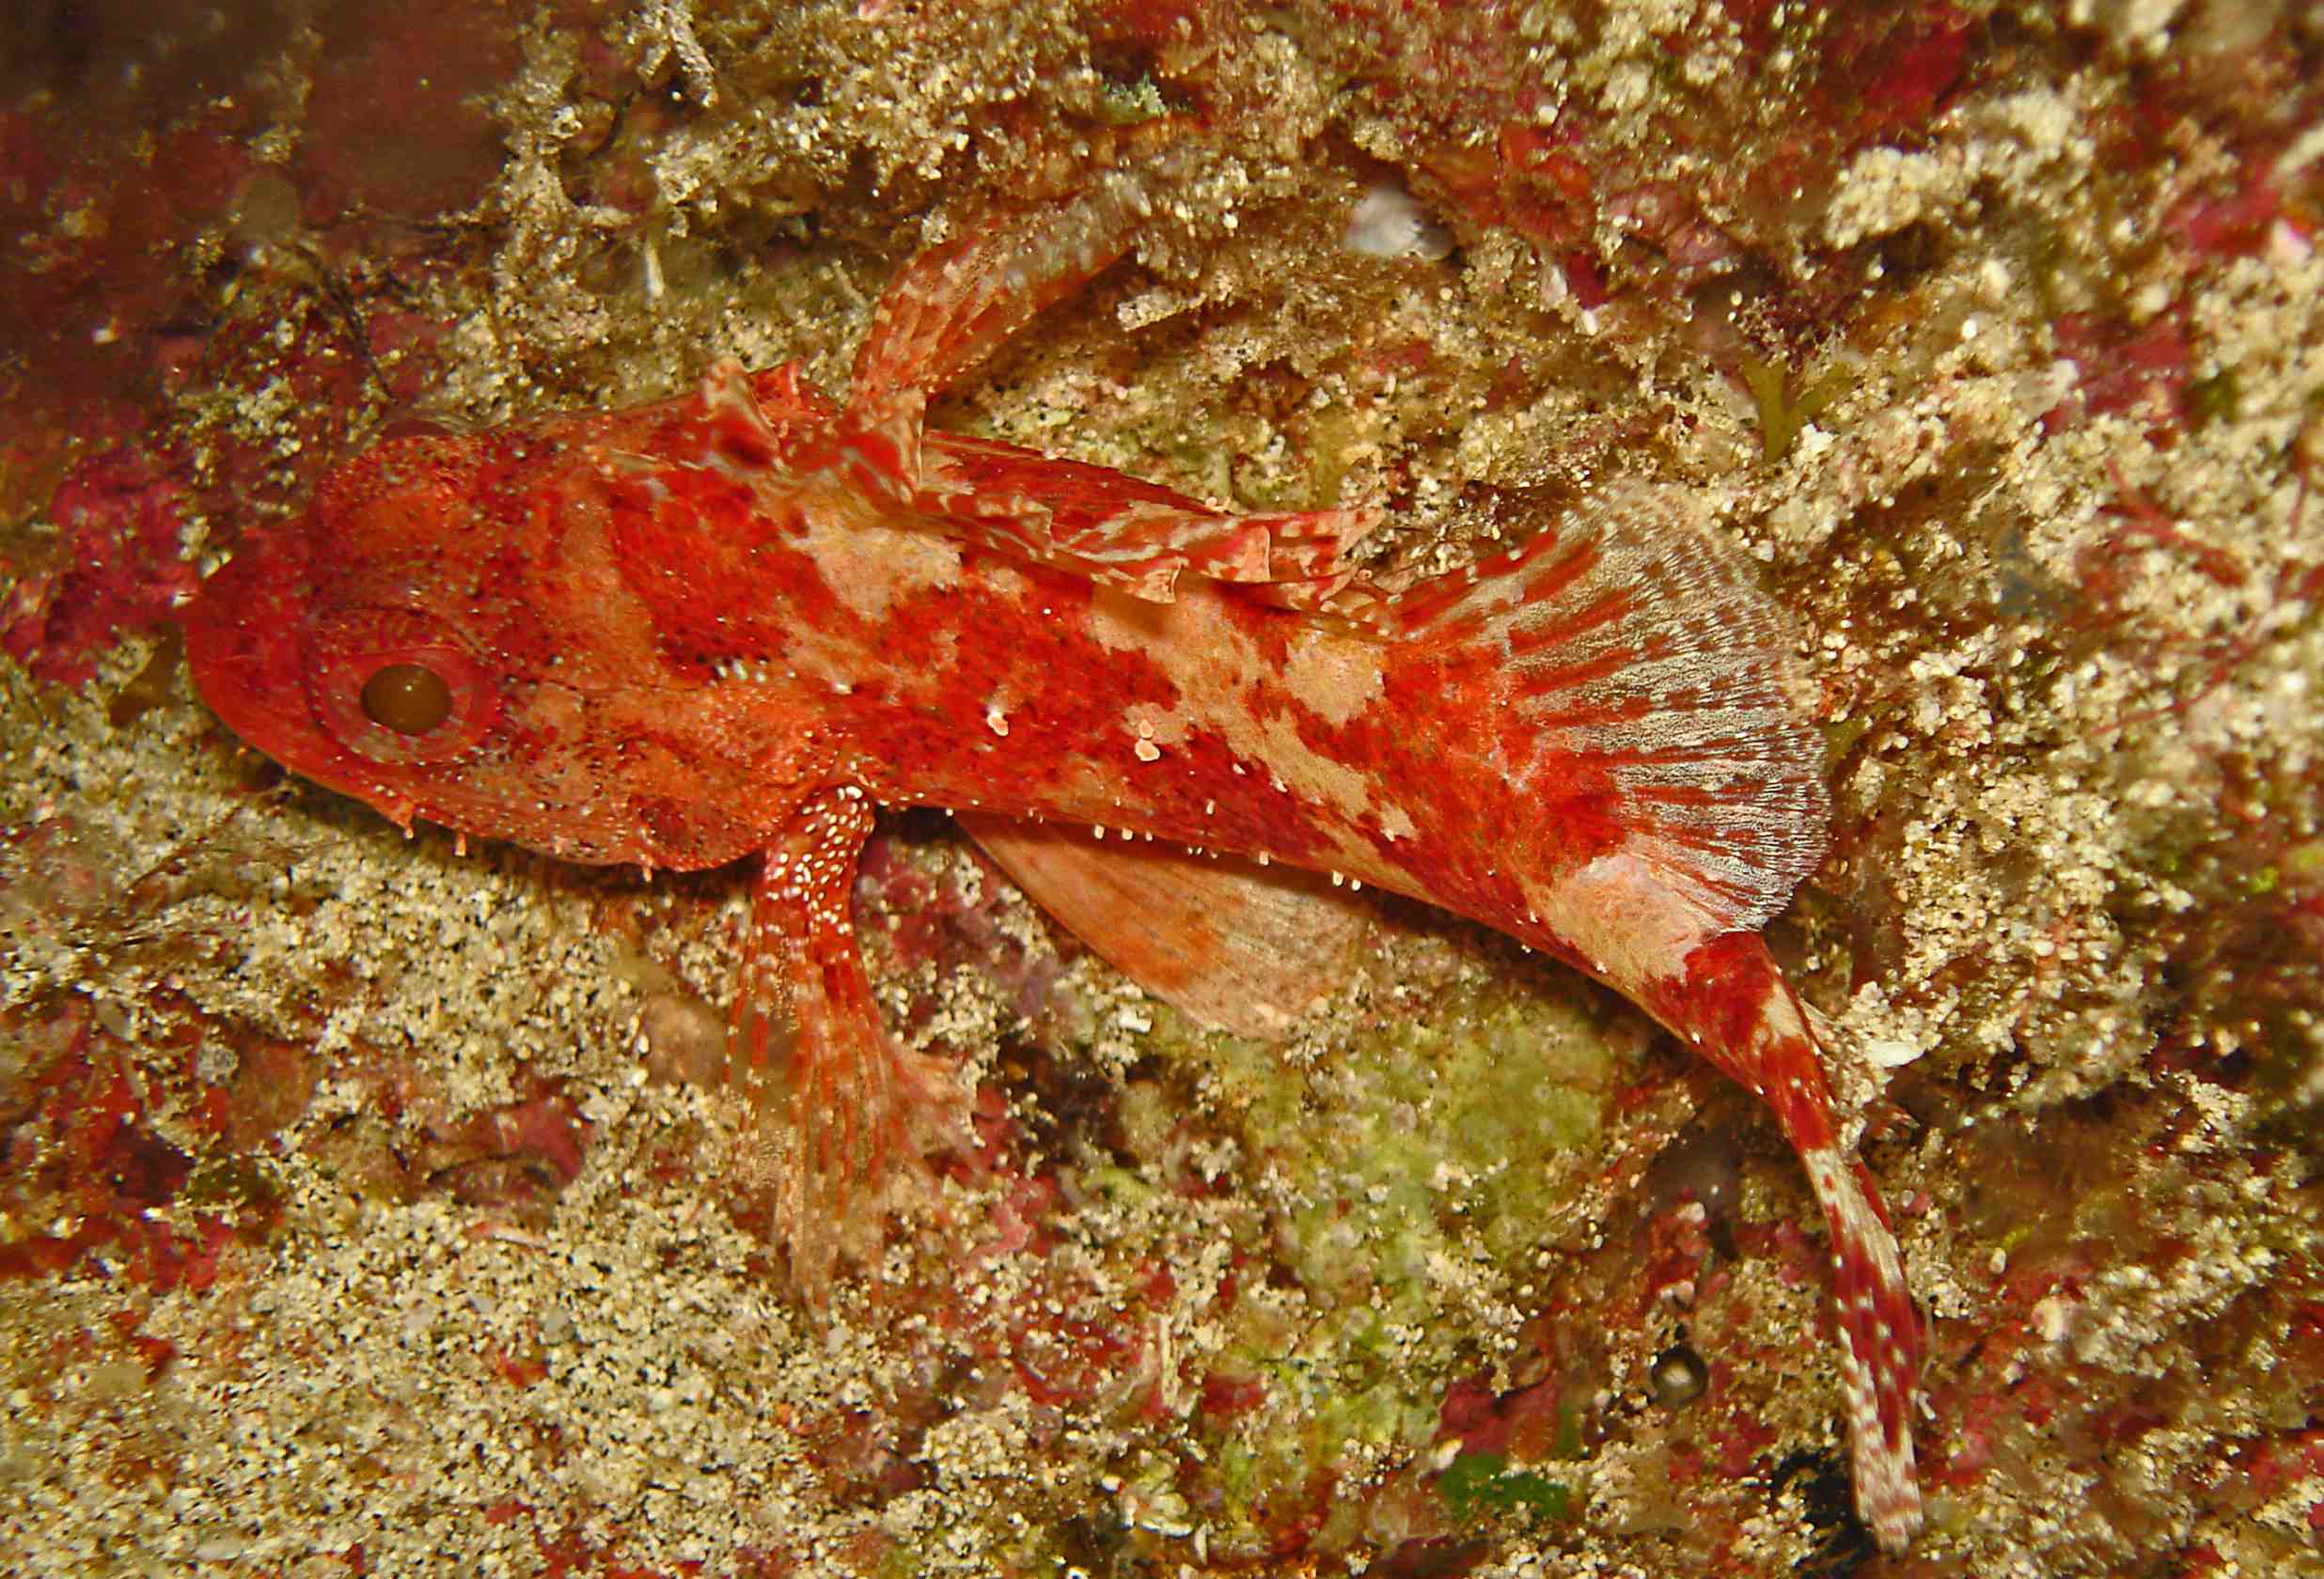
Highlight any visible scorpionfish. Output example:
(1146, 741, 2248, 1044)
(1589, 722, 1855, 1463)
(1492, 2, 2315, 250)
(184, 168, 1924, 1548)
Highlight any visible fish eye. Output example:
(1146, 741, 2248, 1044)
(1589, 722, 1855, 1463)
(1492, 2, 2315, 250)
(360, 663, 455, 735)
(304, 606, 498, 765)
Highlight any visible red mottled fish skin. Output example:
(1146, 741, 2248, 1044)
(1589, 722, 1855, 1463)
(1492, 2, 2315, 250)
(183, 170, 1924, 1550)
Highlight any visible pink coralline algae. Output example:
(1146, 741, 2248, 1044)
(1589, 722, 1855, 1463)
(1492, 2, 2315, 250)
(2, 452, 196, 688)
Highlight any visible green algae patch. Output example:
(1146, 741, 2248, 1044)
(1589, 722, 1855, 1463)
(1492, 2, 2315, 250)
(181, 1156, 284, 1222)
(1742, 356, 1852, 461)
(1439, 1449, 1574, 1525)
(1216, 976, 1625, 1305)
(1117, 961, 1631, 1558)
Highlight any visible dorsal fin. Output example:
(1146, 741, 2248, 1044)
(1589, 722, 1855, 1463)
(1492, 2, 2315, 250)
(804, 161, 1387, 613)
(1400, 483, 1829, 932)
(921, 432, 1382, 608)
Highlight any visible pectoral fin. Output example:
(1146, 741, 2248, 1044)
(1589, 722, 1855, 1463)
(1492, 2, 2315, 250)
(846, 170, 1157, 428)
(819, 170, 1388, 618)
(732, 789, 968, 1300)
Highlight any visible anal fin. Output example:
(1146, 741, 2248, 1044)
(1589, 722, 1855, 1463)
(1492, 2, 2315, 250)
(959, 813, 1368, 1040)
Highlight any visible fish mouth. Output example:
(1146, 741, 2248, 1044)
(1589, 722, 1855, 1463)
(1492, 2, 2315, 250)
(181, 524, 380, 803)
(183, 529, 299, 714)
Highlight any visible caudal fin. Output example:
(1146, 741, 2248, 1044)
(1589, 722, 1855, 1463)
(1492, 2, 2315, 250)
(1395, 482, 1828, 935)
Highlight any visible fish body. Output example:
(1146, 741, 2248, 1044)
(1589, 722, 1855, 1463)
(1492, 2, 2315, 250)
(184, 172, 1923, 1549)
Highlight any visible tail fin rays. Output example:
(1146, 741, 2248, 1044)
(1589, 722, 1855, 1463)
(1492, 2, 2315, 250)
(1400, 484, 1829, 934)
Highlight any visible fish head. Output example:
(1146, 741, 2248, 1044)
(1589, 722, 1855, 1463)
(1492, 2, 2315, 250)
(184, 422, 810, 871)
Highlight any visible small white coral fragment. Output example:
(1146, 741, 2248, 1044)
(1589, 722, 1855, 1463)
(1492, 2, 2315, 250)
(1344, 180, 1452, 261)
